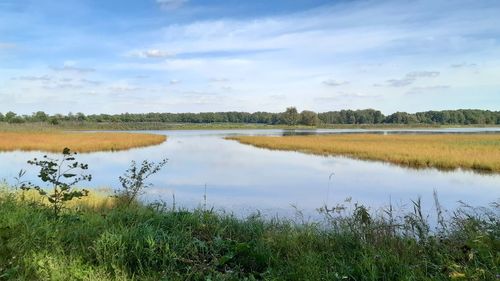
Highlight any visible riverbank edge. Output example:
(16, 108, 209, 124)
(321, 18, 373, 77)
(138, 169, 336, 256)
(0, 187, 497, 280)
(1, 121, 500, 132)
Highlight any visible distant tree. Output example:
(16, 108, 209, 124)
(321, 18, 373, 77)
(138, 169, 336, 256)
(9, 116, 25, 124)
(300, 110, 319, 126)
(33, 111, 49, 122)
(281, 107, 300, 125)
(49, 117, 60, 125)
(1, 109, 498, 126)
(76, 112, 86, 122)
(5, 111, 16, 122)
(385, 112, 418, 124)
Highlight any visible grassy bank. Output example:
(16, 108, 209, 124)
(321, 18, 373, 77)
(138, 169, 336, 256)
(0, 132, 166, 153)
(227, 134, 500, 173)
(0, 188, 497, 280)
(1, 121, 498, 132)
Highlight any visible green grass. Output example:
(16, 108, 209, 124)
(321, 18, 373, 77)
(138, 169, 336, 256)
(1, 121, 498, 132)
(0, 187, 498, 280)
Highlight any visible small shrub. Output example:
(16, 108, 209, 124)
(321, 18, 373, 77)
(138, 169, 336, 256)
(23, 147, 91, 217)
(116, 158, 168, 206)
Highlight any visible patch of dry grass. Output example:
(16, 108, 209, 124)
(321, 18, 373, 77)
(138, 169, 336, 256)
(0, 131, 166, 153)
(15, 187, 117, 210)
(227, 134, 500, 172)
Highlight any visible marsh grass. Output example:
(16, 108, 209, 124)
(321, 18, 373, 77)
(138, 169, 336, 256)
(0, 132, 166, 153)
(227, 134, 500, 173)
(0, 185, 498, 280)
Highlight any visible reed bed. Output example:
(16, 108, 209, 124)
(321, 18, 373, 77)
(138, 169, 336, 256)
(0, 132, 166, 153)
(227, 134, 500, 172)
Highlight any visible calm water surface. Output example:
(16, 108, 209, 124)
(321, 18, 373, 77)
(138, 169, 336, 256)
(1, 128, 499, 219)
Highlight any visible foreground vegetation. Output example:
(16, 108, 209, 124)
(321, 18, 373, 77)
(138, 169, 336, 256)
(0, 187, 498, 280)
(228, 134, 500, 173)
(0, 132, 166, 153)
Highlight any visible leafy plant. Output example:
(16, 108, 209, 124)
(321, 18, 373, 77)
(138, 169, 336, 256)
(23, 147, 91, 217)
(117, 158, 168, 206)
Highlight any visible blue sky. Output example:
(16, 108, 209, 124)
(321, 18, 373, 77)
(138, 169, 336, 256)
(1, 0, 499, 114)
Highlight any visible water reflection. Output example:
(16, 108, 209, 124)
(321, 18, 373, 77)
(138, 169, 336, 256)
(0, 128, 498, 219)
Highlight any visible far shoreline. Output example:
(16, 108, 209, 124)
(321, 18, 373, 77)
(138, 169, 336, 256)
(1, 121, 500, 132)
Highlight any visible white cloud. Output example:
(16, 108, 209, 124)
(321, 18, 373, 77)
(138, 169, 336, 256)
(127, 49, 174, 59)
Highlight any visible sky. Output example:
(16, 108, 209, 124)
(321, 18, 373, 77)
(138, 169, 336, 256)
(0, 0, 499, 115)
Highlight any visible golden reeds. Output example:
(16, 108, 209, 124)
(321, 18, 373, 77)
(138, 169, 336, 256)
(0, 132, 166, 153)
(15, 188, 117, 210)
(227, 134, 500, 173)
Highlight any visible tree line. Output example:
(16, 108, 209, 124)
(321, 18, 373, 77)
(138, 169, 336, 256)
(0, 108, 499, 126)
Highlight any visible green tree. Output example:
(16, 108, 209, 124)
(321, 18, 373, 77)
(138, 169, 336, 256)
(281, 107, 300, 125)
(49, 117, 60, 125)
(8, 116, 26, 124)
(5, 111, 16, 122)
(300, 110, 319, 126)
(76, 112, 86, 122)
(33, 111, 49, 122)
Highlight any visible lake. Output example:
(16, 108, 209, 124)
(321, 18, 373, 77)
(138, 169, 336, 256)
(1, 128, 499, 220)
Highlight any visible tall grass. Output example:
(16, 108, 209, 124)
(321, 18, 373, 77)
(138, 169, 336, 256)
(227, 134, 500, 173)
(0, 132, 166, 153)
(0, 186, 497, 280)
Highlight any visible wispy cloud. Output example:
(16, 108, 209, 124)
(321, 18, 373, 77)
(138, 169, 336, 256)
(209, 78, 229, 83)
(156, 0, 188, 10)
(384, 78, 415, 87)
(323, 79, 349, 87)
(12, 75, 52, 82)
(127, 49, 175, 59)
(315, 92, 381, 103)
(381, 71, 440, 87)
(80, 79, 101, 85)
(406, 85, 450, 95)
(406, 71, 440, 79)
(108, 85, 141, 92)
(450, 63, 477, 68)
(50, 65, 95, 73)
